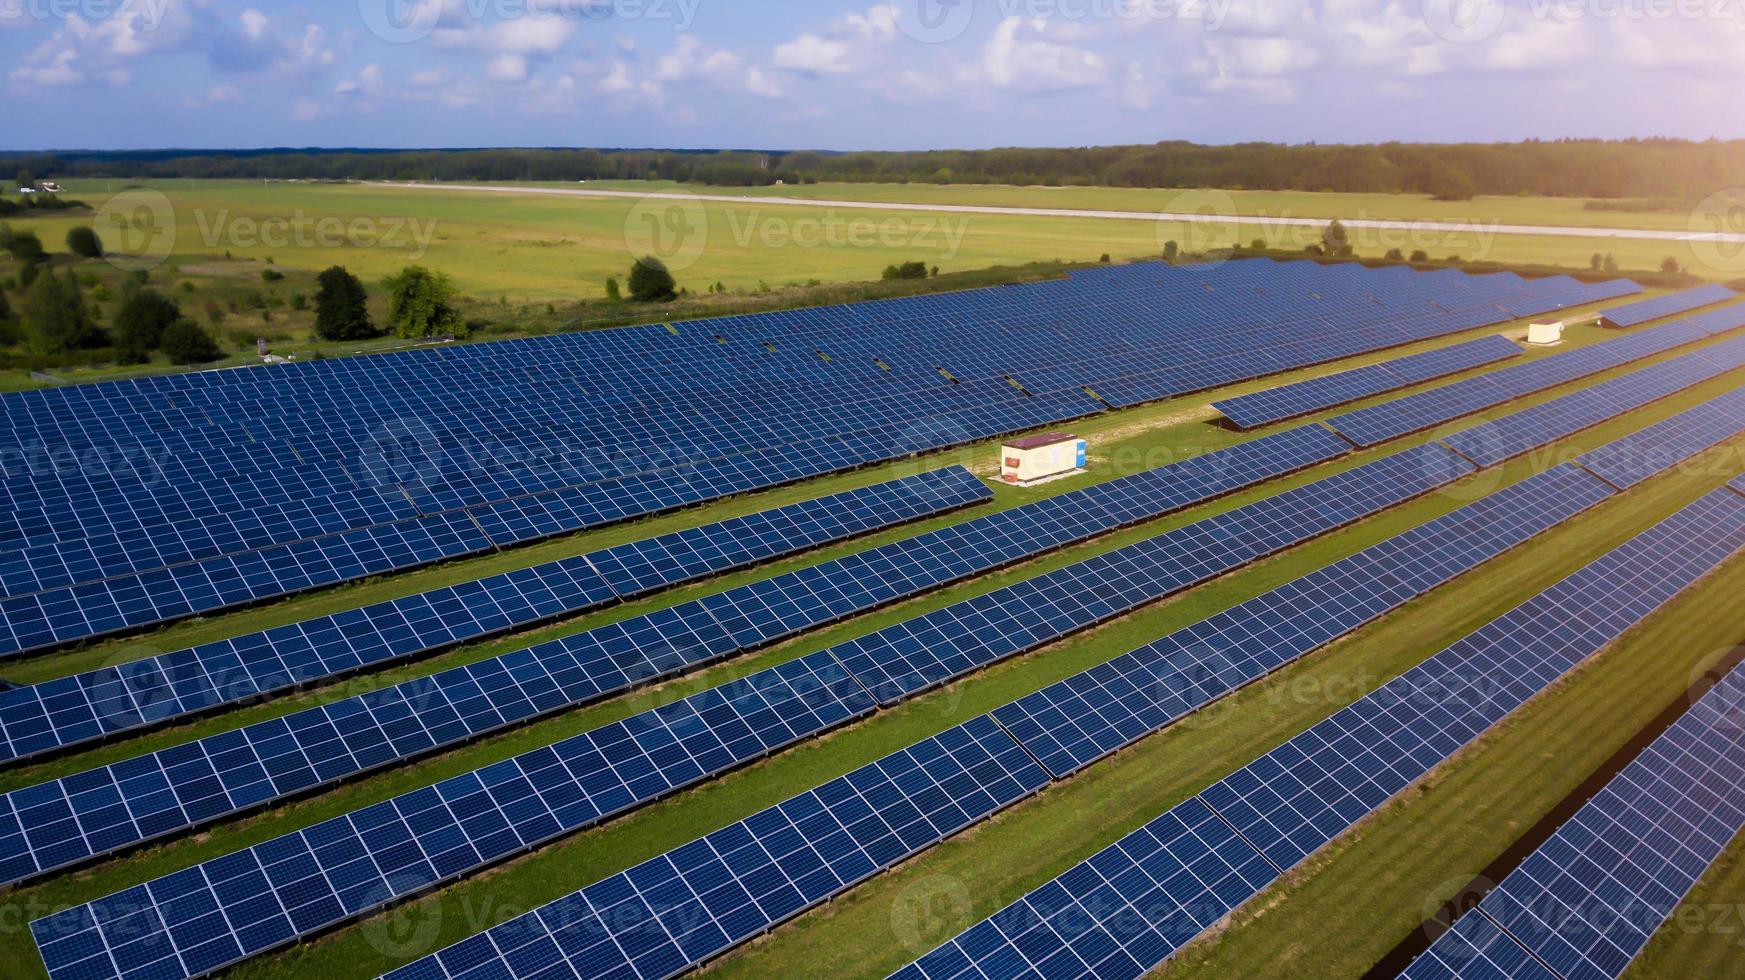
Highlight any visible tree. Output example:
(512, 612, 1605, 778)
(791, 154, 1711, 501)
(1322, 220, 1352, 257)
(1590, 253, 1605, 271)
(1603, 254, 1620, 273)
(160, 318, 222, 364)
(1660, 256, 1682, 274)
(1385, 248, 1404, 261)
(65, 226, 103, 259)
(1425, 166, 1477, 201)
(382, 264, 464, 338)
(314, 265, 375, 340)
(22, 268, 99, 355)
(1410, 250, 1429, 263)
(627, 256, 677, 302)
(1251, 239, 1266, 251)
(114, 288, 181, 362)
(0, 224, 46, 264)
(604, 277, 622, 302)
(881, 261, 928, 281)
(1162, 240, 1179, 260)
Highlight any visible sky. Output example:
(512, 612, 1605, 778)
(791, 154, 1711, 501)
(1, 0, 1743, 151)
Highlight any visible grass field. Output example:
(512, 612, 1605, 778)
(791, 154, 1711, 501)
(22, 179, 1725, 307)
(4, 285, 1745, 979)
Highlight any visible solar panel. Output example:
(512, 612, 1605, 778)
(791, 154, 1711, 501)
(1441, 338, 1745, 467)
(37, 715, 1047, 980)
(1403, 664, 1745, 980)
(0, 467, 988, 764)
(1599, 283, 1736, 328)
(1327, 319, 1725, 448)
(1213, 335, 1523, 430)
(898, 486, 1745, 980)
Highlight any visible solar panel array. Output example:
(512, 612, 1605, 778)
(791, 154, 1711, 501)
(895, 485, 1745, 980)
(1212, 334, 1524, 430)
(1326, 316, 1735, 448)
(1441, 335, 1745, 467)
(1599, 283, 1736, 328)
(0, 260, 1639, 655)
(0, 466, 989, 764)
(1402, 664, 1745, 980)
(361, 418, 1745, 980)
(0, 427, 1350, 886)
(26, 380, 1745, 980)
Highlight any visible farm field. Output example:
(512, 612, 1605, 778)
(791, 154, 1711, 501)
(5, 279, 1745, 980)
(30, 179, 1728, 306)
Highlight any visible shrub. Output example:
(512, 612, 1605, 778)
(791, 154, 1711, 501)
(160, 319, 222, 364)
(261, 268, 284, 282)
(628, 256, 677, 301)
(65, 226, 103, 258)
(880, 261, 928, 281)
(1410, 250, 1429, 263)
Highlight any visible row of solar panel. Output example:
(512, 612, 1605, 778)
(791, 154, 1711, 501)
(0, 467, 992, 764)
(893, 484, 1745, 980)
(360, 392, 1745, 980)
(0, 428, 1382, 887)
(1212, 334, 1525, 430)
(1599, 283, 1736, 329)
(1442, 334, 1745, 467)
(0, 265, 1639, 641)
(0, 425, 1347, 762)
(36, 377, 1745, 980)
(1402, 661, 1745, 980)
(1329, 306, 1745, 447)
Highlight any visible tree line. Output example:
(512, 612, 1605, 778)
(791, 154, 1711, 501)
(5, 139, 1743, 199)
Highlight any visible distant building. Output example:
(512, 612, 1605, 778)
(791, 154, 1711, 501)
(39, 181, 62, 193)
(1000, 432, 1087, 486)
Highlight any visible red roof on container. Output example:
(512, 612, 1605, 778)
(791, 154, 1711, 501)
(1004, 432, 1079, 450)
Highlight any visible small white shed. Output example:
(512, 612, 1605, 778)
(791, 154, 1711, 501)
(1001, 433, 1087, 486)
(1527, 321, 1565, 346)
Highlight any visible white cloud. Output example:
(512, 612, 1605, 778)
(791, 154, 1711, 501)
(745, 65, 785, 98)
(978, 17, 1108, 91)
(334, 64, 385, 99)
(773, 34, 852, 74)
(655, 35, 745, 85)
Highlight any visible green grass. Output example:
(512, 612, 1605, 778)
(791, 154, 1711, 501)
(0, 313, 1739, 978)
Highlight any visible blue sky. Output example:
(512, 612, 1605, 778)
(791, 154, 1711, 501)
(2, 0, 1742, 151)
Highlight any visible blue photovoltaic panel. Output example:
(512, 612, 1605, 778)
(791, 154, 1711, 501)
(1213, 334, 1523, 430)
(992, 463, 1612, 780)
(38, 715, 1046, 980)
(1577, 382, 1745, 490)
(1599, 283, 1736, 328)
(1326, 319, 1720, 448)
(889, 797, 1278, 980)
(1440, 337, 1745, 467)
(1398, 906, 1559, 980)
(0, 262, 1638, 654)
(1688, 303, 1745, 337)
(1403, 665, 1745, 980)
(0, 467, 988, 764)
(896, 486, 1745, 980)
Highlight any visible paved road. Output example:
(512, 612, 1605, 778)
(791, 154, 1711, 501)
(372, 181, 1745, 244)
